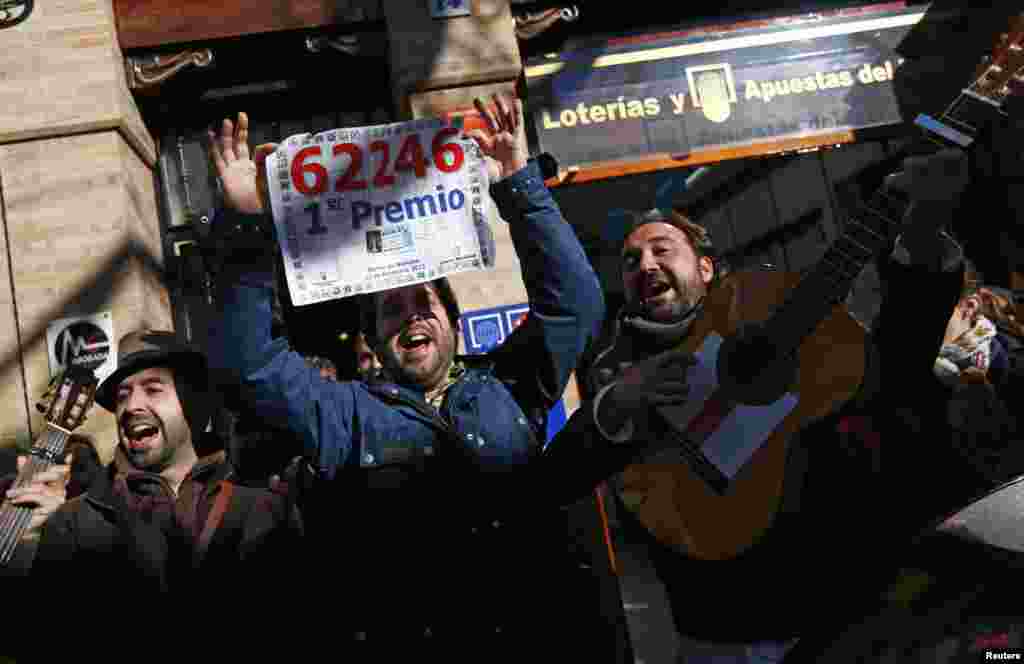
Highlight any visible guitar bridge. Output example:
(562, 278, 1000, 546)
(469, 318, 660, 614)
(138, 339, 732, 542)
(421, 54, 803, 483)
(666, 431, 731, 496)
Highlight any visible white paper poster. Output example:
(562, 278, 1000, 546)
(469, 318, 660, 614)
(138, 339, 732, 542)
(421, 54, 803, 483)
(266, 117, 497, 307)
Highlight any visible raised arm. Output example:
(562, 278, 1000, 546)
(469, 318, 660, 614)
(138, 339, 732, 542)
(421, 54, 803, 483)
(205, 113, 357, 476)
(467, 95, 605, 415)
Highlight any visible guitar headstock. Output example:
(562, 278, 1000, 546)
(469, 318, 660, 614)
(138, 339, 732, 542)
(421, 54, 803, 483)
(35, 367, 98, 432)
(970, 13, 1024, 108)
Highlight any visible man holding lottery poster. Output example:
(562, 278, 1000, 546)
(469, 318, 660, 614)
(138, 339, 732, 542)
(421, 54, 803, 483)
(206, 95, 626, 655)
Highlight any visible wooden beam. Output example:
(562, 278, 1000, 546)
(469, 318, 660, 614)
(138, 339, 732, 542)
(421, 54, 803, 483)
(112, 0, 383, 50)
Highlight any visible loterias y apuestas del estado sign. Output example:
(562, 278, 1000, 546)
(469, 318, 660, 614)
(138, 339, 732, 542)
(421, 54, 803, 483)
(525, 4, 924, 172)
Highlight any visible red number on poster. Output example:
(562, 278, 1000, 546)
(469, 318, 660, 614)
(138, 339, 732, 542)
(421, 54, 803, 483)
(290, 146, 327, 195)
(370, 140, 395, 187)
(334, 143, 368, 191)
(394, 134, 428, 178)
(290, 128, 466, 196)
(432, 128, 464, 173)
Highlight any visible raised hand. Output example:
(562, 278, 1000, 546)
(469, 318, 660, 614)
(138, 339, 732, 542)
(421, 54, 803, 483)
(5, 457, 70, 542)
(465, 93, 530, 183)
(208, 112, 279, 215)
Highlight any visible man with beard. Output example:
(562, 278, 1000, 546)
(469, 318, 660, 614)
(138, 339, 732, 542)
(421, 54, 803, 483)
(537, 150, 973, 663)
(206, 94, 615, 654)
(5, 329, 302, 620)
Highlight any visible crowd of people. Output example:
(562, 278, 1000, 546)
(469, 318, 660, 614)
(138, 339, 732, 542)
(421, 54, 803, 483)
(2, 92, 1022, 662)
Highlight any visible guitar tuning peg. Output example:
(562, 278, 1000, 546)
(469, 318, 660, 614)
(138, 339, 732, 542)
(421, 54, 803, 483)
(36, 403, 47, 413)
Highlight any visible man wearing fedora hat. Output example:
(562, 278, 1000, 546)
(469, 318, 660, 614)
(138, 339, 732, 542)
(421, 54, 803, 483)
(7, 329, 302, 606)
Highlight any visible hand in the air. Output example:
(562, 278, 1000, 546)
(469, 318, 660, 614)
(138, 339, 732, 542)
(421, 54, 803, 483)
(208, 112, 279, 215)
(5, 457, 70, 542)
(464, 93, 530, 183)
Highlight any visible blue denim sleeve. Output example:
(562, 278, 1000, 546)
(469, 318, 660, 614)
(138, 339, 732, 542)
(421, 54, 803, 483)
(208, 211, 356, 476)
(488, 161, 605, 406)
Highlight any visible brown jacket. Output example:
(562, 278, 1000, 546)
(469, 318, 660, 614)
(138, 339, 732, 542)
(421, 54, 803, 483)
(19, 450, 303, 613)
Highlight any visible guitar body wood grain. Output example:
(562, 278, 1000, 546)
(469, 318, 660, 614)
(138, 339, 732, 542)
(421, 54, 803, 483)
(618, 269, 867, 561)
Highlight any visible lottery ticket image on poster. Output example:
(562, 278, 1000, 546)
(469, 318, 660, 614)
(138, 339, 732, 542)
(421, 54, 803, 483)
(265, 116, 499, 306)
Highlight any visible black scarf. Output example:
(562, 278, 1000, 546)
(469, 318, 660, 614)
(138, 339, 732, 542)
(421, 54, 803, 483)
(620, 297, 705, 352)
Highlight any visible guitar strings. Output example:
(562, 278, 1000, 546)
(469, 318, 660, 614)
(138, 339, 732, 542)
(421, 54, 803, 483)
(0, 440, 61, 560)
(786, 187, 900, 317)
(0, 427, 68, 564)
(941, 54, 1011, 128)
(0, 438, 64, 561)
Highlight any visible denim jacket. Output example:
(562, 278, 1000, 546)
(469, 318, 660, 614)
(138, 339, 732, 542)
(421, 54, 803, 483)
(209, 160, 604, 484)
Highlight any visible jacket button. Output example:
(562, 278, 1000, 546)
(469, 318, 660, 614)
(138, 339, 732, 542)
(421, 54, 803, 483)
(466, 433, 475, 441)
(363, 453, 374, 464)
(492, 520, 501, 529)
(517, 417, 527, 426)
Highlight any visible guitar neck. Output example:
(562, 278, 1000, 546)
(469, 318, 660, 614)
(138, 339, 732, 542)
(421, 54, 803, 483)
(0, 423, 72, 566)
(915, 77, 1009, 151)
(764, 83, 1006, 354)
(765, 186, 909, 349)
(10, 424, 71, 485)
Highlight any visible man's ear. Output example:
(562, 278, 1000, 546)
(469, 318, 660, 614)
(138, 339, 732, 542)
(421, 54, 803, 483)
(699, 255, 715, 285)
(450, 318, 463, 354)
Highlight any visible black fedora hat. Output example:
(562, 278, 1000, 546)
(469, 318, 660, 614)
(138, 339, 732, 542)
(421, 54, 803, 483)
(95, 329, 207, 412)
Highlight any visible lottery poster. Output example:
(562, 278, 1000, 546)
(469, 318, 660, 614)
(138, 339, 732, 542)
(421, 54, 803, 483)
(461, 303, 568, 444)
(265, 117, 498, 307)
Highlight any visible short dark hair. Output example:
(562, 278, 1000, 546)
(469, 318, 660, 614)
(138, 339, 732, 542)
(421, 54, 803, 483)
(358, 278, 462, 350)
(623, 208, 715, 258)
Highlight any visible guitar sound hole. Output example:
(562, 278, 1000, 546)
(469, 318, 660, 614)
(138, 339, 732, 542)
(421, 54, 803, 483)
(716, 324, 798, 406)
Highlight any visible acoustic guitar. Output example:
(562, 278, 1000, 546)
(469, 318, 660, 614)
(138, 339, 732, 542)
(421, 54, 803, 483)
(0, 366, 97, 566)
(617, 13, 1024, 561)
